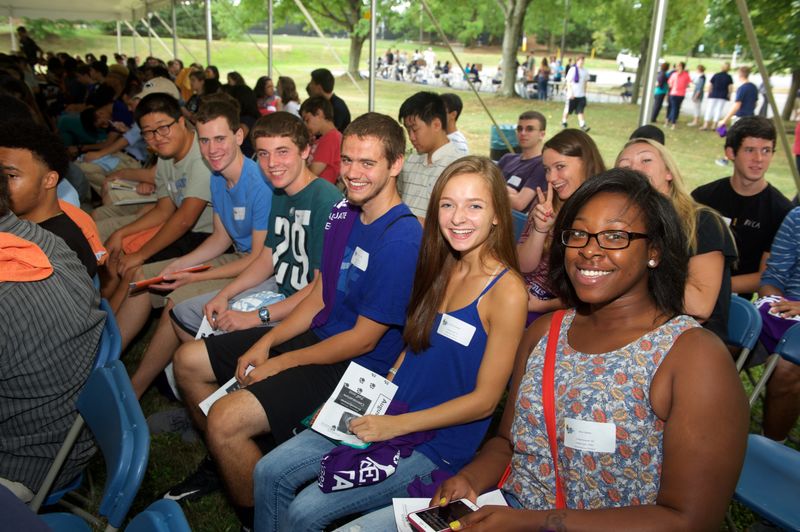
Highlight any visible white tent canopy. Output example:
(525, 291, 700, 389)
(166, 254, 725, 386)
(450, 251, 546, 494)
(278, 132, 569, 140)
(0, 0, 166, 22)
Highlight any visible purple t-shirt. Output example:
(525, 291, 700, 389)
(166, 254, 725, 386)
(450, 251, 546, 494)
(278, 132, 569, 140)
(497, 153, 546, 212)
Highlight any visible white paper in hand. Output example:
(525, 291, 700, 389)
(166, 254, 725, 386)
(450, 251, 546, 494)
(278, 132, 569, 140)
(311, 362, 397, 447)
(198, 365, 254, 416)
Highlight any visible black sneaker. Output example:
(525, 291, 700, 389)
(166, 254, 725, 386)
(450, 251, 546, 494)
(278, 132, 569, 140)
(163, 456, 221, 502)
(581, 124, 591, 133)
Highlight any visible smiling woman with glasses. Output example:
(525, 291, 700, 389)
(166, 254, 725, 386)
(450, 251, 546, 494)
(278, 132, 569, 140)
(432, 168, 748, 531)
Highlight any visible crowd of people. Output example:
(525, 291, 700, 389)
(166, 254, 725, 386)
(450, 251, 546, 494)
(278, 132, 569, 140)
(2, 25, 799, 531)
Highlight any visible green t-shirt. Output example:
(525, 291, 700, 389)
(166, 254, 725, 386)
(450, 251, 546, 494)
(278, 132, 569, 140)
(266, 178, 342, 296)
(154, 133, 214, 234)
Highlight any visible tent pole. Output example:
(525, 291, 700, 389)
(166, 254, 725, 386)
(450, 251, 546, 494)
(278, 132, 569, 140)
(734, 0, 800, 191)
(368, 0, 376, 111)
(145, 2, 153, 57)
(141, 18, 174, 59)
(153, 12, 199, 63)
(9, 13, 16, 52)
(116, 21, 122, 54)
(171, 0, 178, 60)
(131, 11, 138, 60)
(638, 0, 668, 126)
(205, 0, 212, 66)
(267, 0, 273, 78)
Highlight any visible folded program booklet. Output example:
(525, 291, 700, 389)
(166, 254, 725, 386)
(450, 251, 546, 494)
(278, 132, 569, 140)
(311, 362, 398, 448)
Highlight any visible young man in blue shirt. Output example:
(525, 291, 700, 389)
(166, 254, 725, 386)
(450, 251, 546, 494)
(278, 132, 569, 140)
(171, 112, 423, 525)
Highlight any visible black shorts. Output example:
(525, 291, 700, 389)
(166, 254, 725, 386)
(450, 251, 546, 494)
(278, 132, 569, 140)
(146, 231, 210, 264)
(567, 96, 587, 114)
(206, 328, 348, 443)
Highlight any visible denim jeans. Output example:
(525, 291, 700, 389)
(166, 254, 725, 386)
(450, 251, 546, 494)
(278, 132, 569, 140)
(254, 429, 438, 532)
(667, 95, 685, 124)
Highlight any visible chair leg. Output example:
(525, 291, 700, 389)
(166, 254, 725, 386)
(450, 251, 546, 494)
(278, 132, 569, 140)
(750, 354, 779, 407)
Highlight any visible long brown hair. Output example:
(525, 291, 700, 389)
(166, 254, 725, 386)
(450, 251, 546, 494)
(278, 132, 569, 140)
(403, 156, 520, 352)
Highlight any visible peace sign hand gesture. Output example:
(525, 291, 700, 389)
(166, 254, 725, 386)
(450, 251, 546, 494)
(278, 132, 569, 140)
(531, 183, 556, 234)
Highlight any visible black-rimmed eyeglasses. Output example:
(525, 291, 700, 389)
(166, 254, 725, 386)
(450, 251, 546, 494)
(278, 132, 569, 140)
(141, 120, 178, 140)
(561, 229, 649, 250)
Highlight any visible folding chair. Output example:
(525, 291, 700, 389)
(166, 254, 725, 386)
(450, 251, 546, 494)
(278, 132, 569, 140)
(31, 300, 121, 510)
(747, 321, 800, 407)
(732, 434, 800, 531)
(512, 210, 528, 242)
(125, 500, 191, 532)
(728, 295, 763, 371)
(32, 361, 150, 532)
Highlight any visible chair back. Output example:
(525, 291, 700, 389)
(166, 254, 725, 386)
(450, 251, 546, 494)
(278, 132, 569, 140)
(78, 360, 149, 529)
(95, 299, 122, 369)
(728, 295, 762, 371)
(773, 321, 800, 366)
(125, 500, 191, 532)
(512, 210, 527, 242)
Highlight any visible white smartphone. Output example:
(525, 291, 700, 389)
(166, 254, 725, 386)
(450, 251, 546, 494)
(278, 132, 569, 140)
(407, 499, 479, 532)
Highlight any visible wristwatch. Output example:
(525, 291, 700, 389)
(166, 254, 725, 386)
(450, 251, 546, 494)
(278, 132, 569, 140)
(258, 306, 271, 324)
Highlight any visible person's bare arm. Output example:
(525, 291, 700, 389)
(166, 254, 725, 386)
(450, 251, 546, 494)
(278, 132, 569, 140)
(732, 252, 769, 295)
(507, 186, 536, 212)
(308, 161, 327, 177)
(83, 135, 130, 162)
(684, 250, 724, 321)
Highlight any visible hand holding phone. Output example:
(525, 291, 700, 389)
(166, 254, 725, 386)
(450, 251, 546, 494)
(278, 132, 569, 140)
(407, 499, 478, 532)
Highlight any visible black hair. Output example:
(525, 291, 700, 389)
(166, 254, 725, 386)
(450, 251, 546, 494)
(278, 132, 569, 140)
(725, 116, 776, 155)
(205, 65, 220, 79)
(0, 121, 70, 182)
(203, 78, 222, 95)
(310, 68, 335, 93)
(548, 168, 688, 319)
(227, 71, 247, 87)
(398, 91, 447, 129)
(0, 167, 8, 216)
(90, 60, 109, 77)
(86, 83, 115, 108)
(519, 110, 547, 130)
(134, 92, 182, 125)
(299, 96, 333, 121)
(630, 124, 665, 145)
(222, 84, 259, 119)
(146, 65, 171, 80)
(440, 93, 463, 120)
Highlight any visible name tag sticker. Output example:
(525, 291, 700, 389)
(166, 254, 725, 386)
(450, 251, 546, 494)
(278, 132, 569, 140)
(507, 175, 522, 188)
(437, 313, 476, 346)
(564, 417, 616, 453)
(233, 207, 246, 221)
(351, 246, 369, 271)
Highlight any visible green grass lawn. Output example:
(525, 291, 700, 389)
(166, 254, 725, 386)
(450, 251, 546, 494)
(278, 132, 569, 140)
(18, 29, 798, 531)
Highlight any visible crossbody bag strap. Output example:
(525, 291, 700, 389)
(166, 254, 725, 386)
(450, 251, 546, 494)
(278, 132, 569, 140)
(543, 309, 567, 509)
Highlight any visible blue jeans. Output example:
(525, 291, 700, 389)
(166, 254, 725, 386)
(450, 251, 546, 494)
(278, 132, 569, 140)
(667, 95, 685, 124)
(254, 429, 438, 532)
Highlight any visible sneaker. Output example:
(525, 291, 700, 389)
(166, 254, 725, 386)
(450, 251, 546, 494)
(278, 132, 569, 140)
(147, 407, 199, 444)
(580, 124, 591, 133)
(163, 456, 221, 502)
(561, 121, 567, 128)
(715, 158, 730, 167)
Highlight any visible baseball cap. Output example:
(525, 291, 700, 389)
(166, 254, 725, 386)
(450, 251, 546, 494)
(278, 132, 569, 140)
(135, 77, 181, 101)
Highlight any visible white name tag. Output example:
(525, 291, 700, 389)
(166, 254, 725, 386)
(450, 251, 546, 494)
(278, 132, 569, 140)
(564, 417, 616, 453)
(233, 207, 246, 221)
(507, 175, 522, 188)
(436, 313, 476, 346)
(351, 246, 369, 271)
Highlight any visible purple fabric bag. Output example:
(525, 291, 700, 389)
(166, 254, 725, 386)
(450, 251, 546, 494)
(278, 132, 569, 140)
(756, 297, 800, 352)
(311, 199, 360, 329)
(317, 402, 436, 493)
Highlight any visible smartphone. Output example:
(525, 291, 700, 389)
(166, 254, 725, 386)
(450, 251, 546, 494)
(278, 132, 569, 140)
(407, 499, 479, 532)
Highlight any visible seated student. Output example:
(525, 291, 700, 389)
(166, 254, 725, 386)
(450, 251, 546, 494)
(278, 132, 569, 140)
(0, 171, 105, 502)
(300, 96, 342, 185)
(97, 92, 213, 304)
(170, 113, 423, 526)
(499, 110, 547, 212)
(692, 116, 792, 301)
(253, 156, 528, 532)
(421, 169, 748, 531)
(130, 111, 341, 399)
(517, 129, 605, 325)
(0, 122, 98, 278)
(79, 79, 177, 199)
(617, 138, 737, 340)
(755, 207, 800, 442)
(440, 93, 469, 155)
(112, 95, 272, 354)
(307, 68, 351, 133)
(182, 69, 205, 122)
(398, 91, 463, 220)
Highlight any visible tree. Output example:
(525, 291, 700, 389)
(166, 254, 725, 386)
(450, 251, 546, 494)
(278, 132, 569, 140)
(706, 0, 800, 120)
(497, 0, 533, 97)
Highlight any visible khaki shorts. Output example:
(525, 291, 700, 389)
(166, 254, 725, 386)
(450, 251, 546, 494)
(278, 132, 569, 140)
(142, 252, 244, 308)
(79, 151, 142, 194)
(92, 202, 144, 222)
(96, 214, 139, 242)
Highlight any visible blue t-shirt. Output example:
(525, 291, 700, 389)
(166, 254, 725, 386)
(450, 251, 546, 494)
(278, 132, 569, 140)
(709, 71, 733, 99)
(313, 203, 422, 376)
(735, 82, 758, 117)
(122, 123, 148, 163)
(210, 157, 272, 253)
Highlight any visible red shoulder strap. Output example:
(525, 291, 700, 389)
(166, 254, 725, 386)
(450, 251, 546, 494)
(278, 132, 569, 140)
(543, 309, 567, 509)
